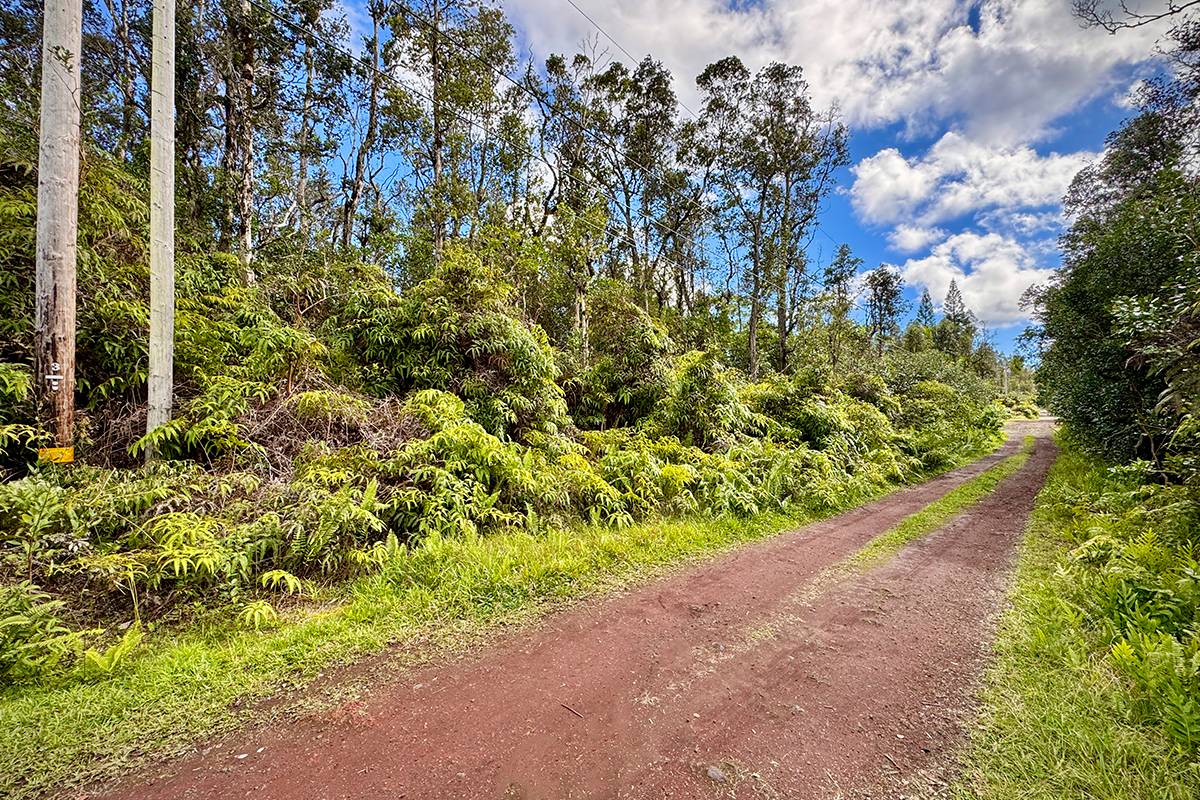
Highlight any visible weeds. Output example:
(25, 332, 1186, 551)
(0, 438, 1005, 799)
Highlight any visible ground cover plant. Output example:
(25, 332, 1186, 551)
(0, 137, 1015, 795)
(953, 441, 1200, 799)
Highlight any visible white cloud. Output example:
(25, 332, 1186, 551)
(978, 208, 1066, 237)
(462, 0, 1158, 333)
(887, 224, 947, 253)
(899, 231, 1054, 325)
(851, 132, 1097, 225)
(501, 0, 1166, 145)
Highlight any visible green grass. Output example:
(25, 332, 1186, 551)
(0, 440, 1005, 799)
(952, 443, 1200, 800)
(846, 435, 1035, 570)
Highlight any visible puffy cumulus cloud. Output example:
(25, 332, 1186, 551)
(500, 0, 1165, 145)
(899, 232, 1054, 325)
(850, 132, 1096, 225)
(887, 224, 947, 253)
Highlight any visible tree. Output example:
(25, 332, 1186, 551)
(1074, 0, 1200, 32)
(822, 244, 860, 369)
(1031, 11, 1200, 463)
(933, 279, 976, 358)
(863, 266, 905, 355)
(916, 288, 936, 327)
(693, 56, 846, 377)
(387, 0, 518, 269)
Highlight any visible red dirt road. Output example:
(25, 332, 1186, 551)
(96, 427, 1055, 800)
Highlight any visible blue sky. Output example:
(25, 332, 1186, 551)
(491, 0, 1170, 354)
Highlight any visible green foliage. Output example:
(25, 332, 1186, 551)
(1044, 447, 1200, 752)
(342, 245, 568, 440)
(954, 442, 1200, 800)
(291, 390, 371, 427)
(651, 350, 765, 449)
(237, 600, 278, 631)
(1033, 64, 1200, 467)
(565, 279, 673, 429)
(80, 625, 143, 679)
(0, 582, 78, 684)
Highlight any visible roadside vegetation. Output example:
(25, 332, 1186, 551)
(957, 5, 1200, 796)
(847, 436, 1033, 570)
(955, 443, 1200, 799)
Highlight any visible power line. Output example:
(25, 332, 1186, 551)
(386, 0, 720, 264)
(558, 0, 845, 259)
(560, 0, 701, 121)
(383, 0, 843, 281)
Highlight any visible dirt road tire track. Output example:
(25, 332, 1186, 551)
(92, 428, 1055, 800)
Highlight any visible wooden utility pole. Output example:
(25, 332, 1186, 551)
(34, 0, 84, 463)
(146, 0, 175, 450)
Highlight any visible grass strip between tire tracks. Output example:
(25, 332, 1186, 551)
(951, 441, 1200, 800)
(844, 435, 1035, 571)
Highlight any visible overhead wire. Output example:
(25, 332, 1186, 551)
(384, 0, 722, 265)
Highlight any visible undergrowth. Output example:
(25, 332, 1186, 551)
(954, 440, 1200, 799)
(0, 460, 993, 800)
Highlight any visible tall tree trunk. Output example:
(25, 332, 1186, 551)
(236, 0, 255, 283)
(776, 178, 794, 373)
(219, 76, 235, 250)
(430, 0, 445, 257)
(574, 277, 588, 366)
(341, 7, 381, 249)
(747, 200, 766, 380)
(295, 37, 314, 241)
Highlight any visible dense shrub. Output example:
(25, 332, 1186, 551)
(1044, 449, 1200, 751)
(563, 279, 673, 430)
(0, 145, 1009, 690)
(649, 350, 767, 449)
(340, 246, 569, 441)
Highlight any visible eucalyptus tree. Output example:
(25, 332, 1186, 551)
(585, 56, 681, 307)
(386, 0, 517, 271)
(692, 56, 847, 377)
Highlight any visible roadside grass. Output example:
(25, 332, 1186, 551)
(0, 441, 1012, 800)
(845, 435, 1035, 570)
(952, 444, 1200, 800)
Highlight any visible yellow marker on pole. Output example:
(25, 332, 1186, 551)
(38, 447, 75, 464)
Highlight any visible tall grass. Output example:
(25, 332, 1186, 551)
(0, 508, 831, 797)
(0, 440, 1011, 799)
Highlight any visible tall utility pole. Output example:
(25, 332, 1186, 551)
(146, 0, 175, 452)
(34, 0, 84, 463)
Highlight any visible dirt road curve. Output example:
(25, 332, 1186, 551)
(96, 423, 1056, 800)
